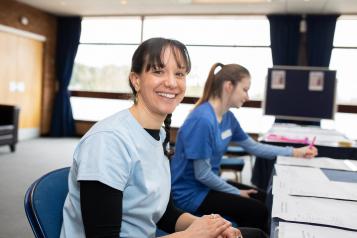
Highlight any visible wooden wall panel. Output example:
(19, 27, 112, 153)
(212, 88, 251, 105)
(0, 0, 57, 134)
(17, 36, 43, 128)
(0, 31, 43, 129)
(0, 31, 17, 103)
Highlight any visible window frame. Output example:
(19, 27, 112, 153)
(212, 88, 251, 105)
(329, 16, 357, 107)
(70, 15, 357, 123)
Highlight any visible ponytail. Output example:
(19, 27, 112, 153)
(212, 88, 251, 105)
(195, 63, 224, 108)
(195, 63, 250, 108)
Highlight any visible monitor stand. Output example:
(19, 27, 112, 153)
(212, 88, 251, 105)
(274, 118, 321, 127)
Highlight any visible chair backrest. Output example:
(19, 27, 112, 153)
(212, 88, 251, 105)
(24, 167, 70, 238)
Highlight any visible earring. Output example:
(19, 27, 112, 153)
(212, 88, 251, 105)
(135, 80, 140, 92)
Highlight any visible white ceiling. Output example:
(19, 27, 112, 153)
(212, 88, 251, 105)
(16, 0, 357, 16)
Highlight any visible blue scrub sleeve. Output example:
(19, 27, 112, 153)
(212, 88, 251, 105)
(238, 136, 293, 159)
(193, 159, 240, 196)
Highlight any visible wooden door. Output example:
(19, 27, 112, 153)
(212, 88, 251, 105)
(0, 30, 44, 130)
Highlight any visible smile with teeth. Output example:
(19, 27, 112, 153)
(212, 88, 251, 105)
(157, 92, 176, 99)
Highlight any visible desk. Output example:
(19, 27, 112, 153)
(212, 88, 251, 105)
(251, 124, 357, 190)
(269, 168, 357, 238)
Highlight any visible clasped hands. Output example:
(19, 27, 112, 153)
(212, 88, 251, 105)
(186, 213, 242, 238)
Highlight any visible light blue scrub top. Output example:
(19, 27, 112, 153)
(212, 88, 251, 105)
(60, 109, 171, 238)
(171, 102, 248, 213)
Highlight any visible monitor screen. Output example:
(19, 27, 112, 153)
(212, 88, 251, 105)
(263, 66, 337, 122)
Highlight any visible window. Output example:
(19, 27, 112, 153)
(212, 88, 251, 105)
(143, 16, 270, 46)
(70, 16, 357, 140)
(71, 16, 271, 97)
(71, 44, 137, 93)
(328, 16, 357, 139)
(70, 17, 141, 93)
(143, 16, 272, 98)
(330, 16, 357, 105)
(70, 16, 272, 133)
(186, 46, 272, 98)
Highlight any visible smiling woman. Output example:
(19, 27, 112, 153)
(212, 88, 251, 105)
(60, 37, 251, 238)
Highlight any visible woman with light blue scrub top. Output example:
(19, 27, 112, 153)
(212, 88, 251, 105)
(60, 38, 250, 238)
(171, 63, 318, 235)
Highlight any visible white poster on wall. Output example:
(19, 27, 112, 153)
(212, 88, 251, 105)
(271, 70, 286, 90)
(309, 71, 324, 91)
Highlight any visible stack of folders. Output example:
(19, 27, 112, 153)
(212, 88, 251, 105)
(272, 156, 357, 238)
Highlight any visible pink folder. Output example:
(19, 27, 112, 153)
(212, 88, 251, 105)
(266, 133, 309, 144)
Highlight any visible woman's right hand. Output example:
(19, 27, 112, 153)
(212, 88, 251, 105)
(183, 214, 232, 238)
(293, 145, 318, 158)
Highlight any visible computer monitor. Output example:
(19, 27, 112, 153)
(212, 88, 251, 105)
(263, 66, 337, 122)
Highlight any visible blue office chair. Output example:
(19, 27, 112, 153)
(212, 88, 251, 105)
(220, 145, 251, 182)
(24, 167, 171, 237)
(220, 156, 245, 182)
(226, 145, 248, 156)
(24, 167, 70, 238)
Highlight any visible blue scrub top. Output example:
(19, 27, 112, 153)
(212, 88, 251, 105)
(171, 102, 248, 212)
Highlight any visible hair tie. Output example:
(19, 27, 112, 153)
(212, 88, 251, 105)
(214, 63, 224, 75)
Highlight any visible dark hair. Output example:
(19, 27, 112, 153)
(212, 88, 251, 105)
(195, 63, 250, 107)
(129, 37, 191, 159)
(163, 114, 174, 159)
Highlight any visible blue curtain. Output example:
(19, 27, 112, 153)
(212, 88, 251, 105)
(268, 15, 301, 66)
(50, 17, 81, 137)
(306, 15, 340, 67)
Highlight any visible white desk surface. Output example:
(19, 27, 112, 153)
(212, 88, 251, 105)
(262, 123, 356, 148)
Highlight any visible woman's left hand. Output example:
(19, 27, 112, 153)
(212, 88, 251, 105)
(240, 189, 258, 198)
(220, 226, 242, 238)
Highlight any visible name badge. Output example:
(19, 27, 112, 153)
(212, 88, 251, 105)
(221, 129, 232, 140)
